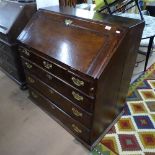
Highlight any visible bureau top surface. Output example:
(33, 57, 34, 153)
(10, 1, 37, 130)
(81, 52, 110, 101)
(18, 6, 143, 78)
(0, 0, 32, 34)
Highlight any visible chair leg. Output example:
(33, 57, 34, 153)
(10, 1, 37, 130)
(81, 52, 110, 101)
(134, 0, 144, 20)
(144, 36, 154, 71)
(103, 0, 112, 14)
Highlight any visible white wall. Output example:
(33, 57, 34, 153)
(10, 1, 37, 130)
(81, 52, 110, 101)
(36, 0, 59, 9)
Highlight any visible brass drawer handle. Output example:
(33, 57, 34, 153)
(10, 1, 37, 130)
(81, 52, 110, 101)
(25, 62, 32, 69)
(65, 19, 73, 26)
(71, 77, 84, 87)
(72, 108, 83, 117)
(43, 61, 52, 69)
(46, 74, 52, 80)
(22, 48, 30, 56)
(72, 91, 83, 102)
(72, 124, 82, 134)
(28, 77, 35, 83)
(31, 91, 38, 98)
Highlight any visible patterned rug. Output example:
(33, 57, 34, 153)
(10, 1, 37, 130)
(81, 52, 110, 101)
(92, 63, 155, 155)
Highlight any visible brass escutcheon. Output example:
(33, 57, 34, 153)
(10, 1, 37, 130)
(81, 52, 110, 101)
(46, 74, 52, 80)
(65, 19, 73, 26)
(49, 89, 54, 94)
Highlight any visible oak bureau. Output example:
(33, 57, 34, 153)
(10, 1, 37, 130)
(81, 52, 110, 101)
(18, 6, 144, 149)
(0, 0, 36, 89)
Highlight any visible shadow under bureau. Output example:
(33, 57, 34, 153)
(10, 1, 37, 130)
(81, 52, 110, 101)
(0, 0, 36, 89)
(17, 6, 144, 149)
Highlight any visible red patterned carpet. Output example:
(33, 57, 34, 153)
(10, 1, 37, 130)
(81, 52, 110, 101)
(92, 63, 155, 155)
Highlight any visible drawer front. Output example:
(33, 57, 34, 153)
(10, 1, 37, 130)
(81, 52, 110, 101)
(20, 46, 95, 97)
(0, 41, 15, 60)
(0, 61, 20, 81)
(22, 58, 94, 112)
(0, 52, 25, 83)
(0, 52, 17, 67)
(26, 73, 92, 128)
(29, 87, 91, 143)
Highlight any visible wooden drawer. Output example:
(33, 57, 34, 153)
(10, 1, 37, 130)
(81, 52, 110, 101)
(26, 72, 93, 128)
(0, 52, 17, 67)
(19, 46, 96, 97)
(22, 57, 95, 112)
(0, 61, 20, 81)
(29, 86, 91, 144)
(0, 41, 15, 59)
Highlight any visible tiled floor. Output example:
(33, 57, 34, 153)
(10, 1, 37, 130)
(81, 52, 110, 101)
(0, 52, 154, 155)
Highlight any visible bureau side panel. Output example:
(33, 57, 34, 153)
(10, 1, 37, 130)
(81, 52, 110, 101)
(116, 24, 144, 109)
(90, 23, 144, 146)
